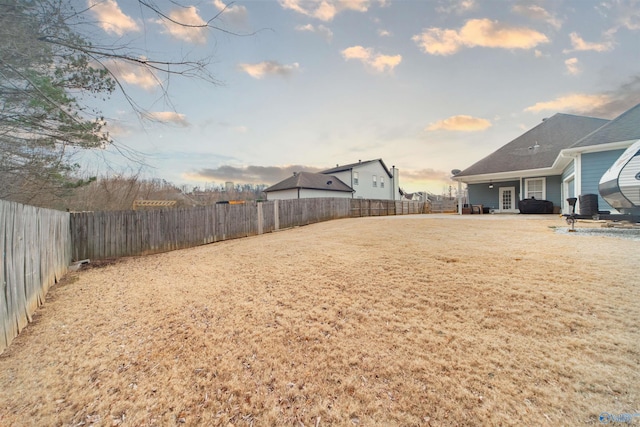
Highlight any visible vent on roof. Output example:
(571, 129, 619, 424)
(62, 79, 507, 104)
(293, 172, 297, 176)
(326, 180, 332, 185)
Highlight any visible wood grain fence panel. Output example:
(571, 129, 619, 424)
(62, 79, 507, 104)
(0, 200, 71, 354)
(67, 198, 425, 262)
(0, 201, 11, 351)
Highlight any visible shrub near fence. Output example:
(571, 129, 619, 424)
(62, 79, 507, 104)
(71, 198, 425, 261)
(0, 200, 71, 353)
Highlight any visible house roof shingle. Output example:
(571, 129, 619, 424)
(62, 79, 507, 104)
(264, 172, 354, 193)
(570, 103, 640, 148)
(455, 113, 609, 177)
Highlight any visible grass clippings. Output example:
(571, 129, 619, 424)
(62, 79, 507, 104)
(0, 215, 638, 426)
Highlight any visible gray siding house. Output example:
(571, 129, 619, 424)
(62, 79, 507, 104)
(265, 159, 401, 201)
(321, 159, 400, 201)
(452, 103, 640, 214)
(264, 172, 354, 200)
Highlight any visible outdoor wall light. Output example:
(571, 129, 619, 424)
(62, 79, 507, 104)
(489, 182, 494, 189)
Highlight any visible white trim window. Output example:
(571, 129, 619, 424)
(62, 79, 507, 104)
(353, 171, 359, 185)
(380, 176, 384, 188)
(372, 175, 377, 187)
(525, 178, 546, 200)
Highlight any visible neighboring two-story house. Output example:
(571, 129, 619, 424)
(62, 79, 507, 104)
(264, 159, 401, 201)
(320, 159, 399, 200)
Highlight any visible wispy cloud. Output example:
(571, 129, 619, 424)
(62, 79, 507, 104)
(401, 168, 453, 182)
(436, 0, 477, 15)
(155, 6, 207, 44)
(142, 111, 190, 127)
(238, 61, 300, 79)
(564, 57, 580, 75)
(512, 4, 562, 30)
(413, 19, 549, 55)
(295, 23, 334, 41)
(524, 94, 611, 114)
(378, 29, 391, 37)
(102, 59, 158, 90)
(564, 32, 614, 53)
(88, 0, 139, 36)
(187, 164, 324, 184)
(341, 46, 402, 73)
(581, 75, 640, 118)
(426, 115, 492, 132)
(598, 0, 640, 32)
(279, 0, 373, 21)
(524, 76, 640, 119)
(212, 0, 248, 26)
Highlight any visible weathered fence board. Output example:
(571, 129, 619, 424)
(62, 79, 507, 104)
(70, 198, 424, 261)
(0, 200, 71, 354)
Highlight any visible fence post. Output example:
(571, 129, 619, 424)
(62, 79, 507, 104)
(274, 200, 279, 231)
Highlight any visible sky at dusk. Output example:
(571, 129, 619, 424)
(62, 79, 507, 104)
(77, 0, 640, 194)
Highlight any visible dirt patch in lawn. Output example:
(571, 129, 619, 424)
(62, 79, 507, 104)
(1, 215, 638, 426)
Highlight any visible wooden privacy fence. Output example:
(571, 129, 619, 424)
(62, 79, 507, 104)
(350, 199, 427, 216)
(429, 199, 457, 213)
(0, 200, 71, 353)
(1, 197, 424, 353)
(71, 198, 425, 261)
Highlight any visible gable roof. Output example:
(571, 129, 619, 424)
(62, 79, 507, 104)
(455, 113, 609, 177)
(569, 103, 640, 148)
(264, 172, 354, 193)
(321, 158, 393, 178)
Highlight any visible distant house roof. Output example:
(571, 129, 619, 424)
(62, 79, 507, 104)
(569, 103, 640, 148)
(455, 113, 609, 178)
(321, 158, 393, 178)
(264, 172, 354, 193)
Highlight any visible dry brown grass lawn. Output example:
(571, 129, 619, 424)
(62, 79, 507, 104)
(0, 215, 638, 426)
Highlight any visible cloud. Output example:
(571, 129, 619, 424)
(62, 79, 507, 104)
(102, 59, 158, 90)
(295, 23, 334, 41)
(401, 168, 453, 182)
(103, 120, 133, 138)
(619, 6, 640, 30)
(436, 0, 477, 14)
(212, 0, 248, 26)
(142, 111, 190, 127)
(524, 94, 611, 114)
(564, 57, 580, 75)
(512, 4, 562, 29)
(188, 165, 324, 184)
(279, 0, 373, 21)
(341, 46, 402, 72)
(232, 125, 248, 133)
(426, 115, 492, 132)
(378, 29, 391, 37)
(582, 75, 640, 118)
(155, 6, 207, 44)
(238, 61, 300, 79)
(524, 76, 640, 119)
(412, 19, 549, 55)
(88, 0, 139, 35)
(564, 32, 614, 53)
